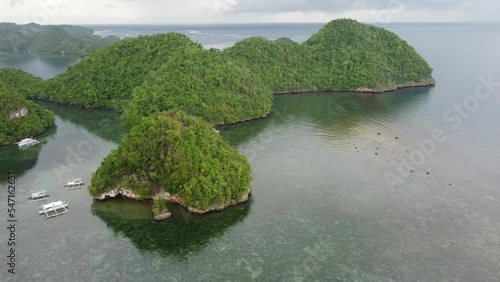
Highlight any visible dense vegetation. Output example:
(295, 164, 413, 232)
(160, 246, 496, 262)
(224, 19, 433, 92)
(0, 68, 44, 98)
(89, 111, 252, 211)
(0, 81, 54, 144)
(36, 19, 433, 124)
(27, 18, 434, 215)
(122, 47, 272, 128)
(40, 33, 201, 110)
(0, 23, 119, 57)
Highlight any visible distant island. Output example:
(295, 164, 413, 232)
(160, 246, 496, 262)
(1, 19, 435, 218)
(0, 23, 120, 57)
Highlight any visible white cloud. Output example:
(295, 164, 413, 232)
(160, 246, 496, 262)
(0, 0, 498, 24)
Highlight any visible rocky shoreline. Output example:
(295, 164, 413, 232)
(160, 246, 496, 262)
(214, 77, 435, 129)
(95, 188, 251, 220)
(273, 76, 436, 95)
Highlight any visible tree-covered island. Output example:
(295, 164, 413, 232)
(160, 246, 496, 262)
(89, 111, 253, 219)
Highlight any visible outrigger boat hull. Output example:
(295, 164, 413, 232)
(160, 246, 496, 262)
(29, 194, 50, 200)
(38, 201, 69, 218)
(64, 179, 84, 188)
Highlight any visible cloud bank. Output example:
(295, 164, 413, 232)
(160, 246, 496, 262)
(0, 0, 496, 24)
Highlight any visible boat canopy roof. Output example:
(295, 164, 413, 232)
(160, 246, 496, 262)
(42, 201, 64, 209)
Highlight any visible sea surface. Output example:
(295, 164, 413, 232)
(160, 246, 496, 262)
(0, 22, 499, 281)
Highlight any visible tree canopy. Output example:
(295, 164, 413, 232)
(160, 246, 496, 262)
(0, 68, 44, 98)
(0, 23, 119, 57)
(224, 18, 433, 92)
(122, 47, 273, 128)
(0, 81, 54, 144)
(89, 111, 252, 211)
(40, 33, 202, 111)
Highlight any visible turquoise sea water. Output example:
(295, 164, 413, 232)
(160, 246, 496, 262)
(0, 23, 499, 281)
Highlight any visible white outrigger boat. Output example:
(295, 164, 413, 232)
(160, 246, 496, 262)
(28, 190, 50, 200)
(38, 201, 68, 218)
(64, 178, 84, 189)
(16, 137, 40, 149)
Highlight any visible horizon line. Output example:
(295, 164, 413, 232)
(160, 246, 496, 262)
(3, 20, 500, 26)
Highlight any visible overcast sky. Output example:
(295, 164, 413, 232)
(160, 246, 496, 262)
(1, 0, 498, 24)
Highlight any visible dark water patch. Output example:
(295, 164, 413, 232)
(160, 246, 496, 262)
(91, 197, 251, 258)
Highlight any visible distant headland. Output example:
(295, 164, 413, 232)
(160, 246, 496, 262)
(0, 23, 119, 57)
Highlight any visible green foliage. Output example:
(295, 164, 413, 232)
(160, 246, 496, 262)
(0, 23, 37, 51)
(0, 23, 119, 57)
(0, 68, 44, 98)
(41, 33, 201, 111)
(224, 36, 318, 92)
(28, 26, 73, 52)
(224, 18, 433, 92)
(38, 19, 433, 127)
(152, 199, 167, 216)
(0, 81, 55, 144)
(122, 47, 273, 128)
(89, 111, 252, 210)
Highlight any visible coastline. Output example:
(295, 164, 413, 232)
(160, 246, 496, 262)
(216, 76, 436, 128)
(273, 76, 436, 95)
(0, 122, 55, 147)
(95, 187, 252, 217)
(11, 78, 435, 217)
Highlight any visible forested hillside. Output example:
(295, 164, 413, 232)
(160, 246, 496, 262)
(122, 47, 272, 128)
(0, 68, 44, 98)
(40, 33, 201, 110)
(0, 81, 54, 144)
(224, 19, 434, 92)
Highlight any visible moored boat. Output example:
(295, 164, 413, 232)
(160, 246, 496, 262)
(29, 190, 50, 200)
(64, 178, 84, 189)
(16, 137, 40, 149)
(38, 201, 69, 218)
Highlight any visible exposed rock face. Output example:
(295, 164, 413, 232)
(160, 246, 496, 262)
(355, 76, 437, 93)
(95, 188, 144, 201)
(154, 190, 251, 214)
(95, 188, 251, 215)
(8, 107, 28, 119)
(153, 208, 171, 221)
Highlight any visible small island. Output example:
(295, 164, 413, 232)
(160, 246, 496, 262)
(89, 111, 253, 220)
